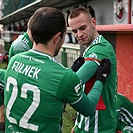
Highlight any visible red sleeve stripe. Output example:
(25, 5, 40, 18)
(85, 58, 101, 62)
(85, 58, 101, 65)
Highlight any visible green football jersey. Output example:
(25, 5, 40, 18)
(4, 49, 84, 133)
(9, 32, 32, 60)
(74, 35, 117, 133)
(116, 93, 133, 133)
(0, 69, 6, 106)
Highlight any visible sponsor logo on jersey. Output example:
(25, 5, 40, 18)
(74, 81, 82, 94)
(89, 52, 97, 59)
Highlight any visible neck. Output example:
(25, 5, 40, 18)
(32, 42, 55, 57)
(94, 31, 99, 39)
(27, 29, 33, 43)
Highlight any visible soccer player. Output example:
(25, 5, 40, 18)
(4, 7, 111, 133)
(71, 58, 133, 133)
(116, 93, 133, 133)
(68, 7, 117, 133)
(8, 21, 33, 60)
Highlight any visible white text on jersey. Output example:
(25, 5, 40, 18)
(12, 61, 41, 79)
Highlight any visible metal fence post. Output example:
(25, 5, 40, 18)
(62, 47, 67, 67)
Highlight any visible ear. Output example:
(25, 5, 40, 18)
(53, 32, 61, 43)
(91, 18, 96, 28)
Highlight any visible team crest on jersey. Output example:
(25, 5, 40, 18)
(89, 52, 97, 58)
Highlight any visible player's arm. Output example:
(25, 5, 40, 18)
(71, 80, 103, 116)
(76, 60, 98, 84)
(60, 58, 110, 116)
(71, 57, 99, 85)
(71, 58, 110, 116)
(57, 72, 103, 117)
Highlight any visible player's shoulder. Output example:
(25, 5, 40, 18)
(12, 34, 25, 47)
(8, 50, 24, 64)
(54, 62, 77, 78)
(54, 62, 71, 73)
(62, 67, 79, 81)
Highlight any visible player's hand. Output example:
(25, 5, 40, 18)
(96, 58, 111, 84)
(71, 57, 84, 72)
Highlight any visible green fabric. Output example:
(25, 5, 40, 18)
(74, 35, 117, 133)
(72, 80, 103, 116)
(9, 32, 32, 60)
(116, 93, 133, 133)
(5, 49, 100, 133)
(76, 61, 98, 84)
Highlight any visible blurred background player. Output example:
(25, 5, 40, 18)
(8, 21, 33, 61)
(116, 93, 133, 133)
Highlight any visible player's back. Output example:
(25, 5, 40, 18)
(5, 49, 74, 133)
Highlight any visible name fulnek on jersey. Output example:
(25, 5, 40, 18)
(12, 61, 41, 79)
